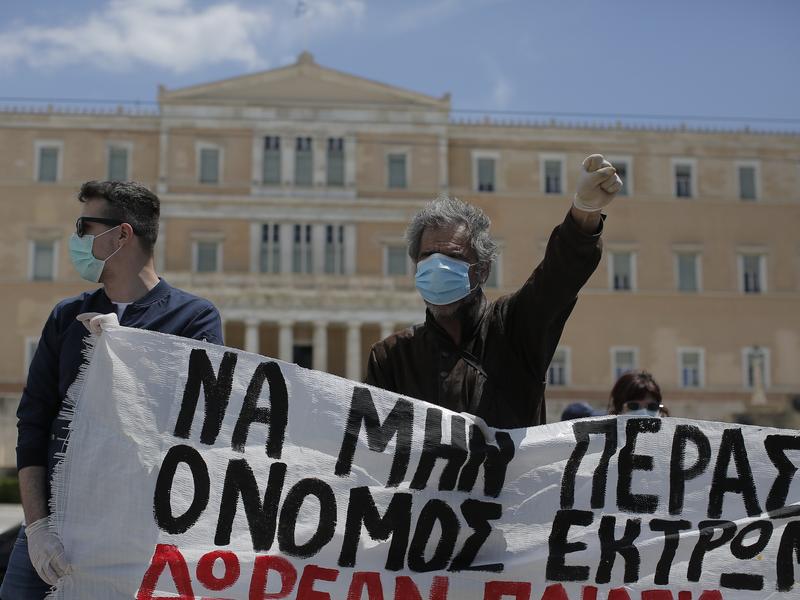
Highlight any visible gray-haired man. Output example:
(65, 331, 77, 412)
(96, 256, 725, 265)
(366, 154, 621, 428)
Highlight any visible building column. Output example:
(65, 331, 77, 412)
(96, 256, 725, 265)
(219, 312, 229, 345)
(244, 318, 260, 354)
(279, 320, 294, 363)
(380, 321, 395, 341)
(251, 133, 262, 192)
(345, 321, 362, 382)
(438, 134, 449, 190)
(312, 320, 328, 372)
(157, 125, 169, 194)
(345, 134, 356, 188)
(155, 221, 166, 272)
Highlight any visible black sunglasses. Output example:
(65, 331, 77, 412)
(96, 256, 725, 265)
(624, 401, 663, 412)
(75, 216, 123, 238)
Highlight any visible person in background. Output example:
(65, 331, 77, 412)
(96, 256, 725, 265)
(560, 401, 605, 421)
(608, 370, 668, 417)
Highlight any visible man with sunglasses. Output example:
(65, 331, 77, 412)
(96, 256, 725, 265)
(2, 180, 223, 599)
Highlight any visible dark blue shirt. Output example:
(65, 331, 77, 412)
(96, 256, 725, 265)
(16, 279, 223, 473)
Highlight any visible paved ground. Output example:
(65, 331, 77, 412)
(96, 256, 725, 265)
(0, 504, 22, 533)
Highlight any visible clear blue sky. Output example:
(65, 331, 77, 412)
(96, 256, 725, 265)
(1, 0, 798, 130)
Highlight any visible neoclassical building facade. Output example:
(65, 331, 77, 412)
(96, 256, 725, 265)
(1, 53, 799, 468)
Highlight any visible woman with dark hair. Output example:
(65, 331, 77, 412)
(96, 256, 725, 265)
(608, 370, 667, 417)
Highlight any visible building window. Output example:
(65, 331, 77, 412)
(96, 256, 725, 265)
(609, 157, 631, 196)
(295, 137, 313, 186)
(547, 347, 570, 386)
(324, 224, 345, 274)
(107, 145, 129, 180)
(387, 153, 407, 189)
(610, 251, 635, 291)
(676, 252, 700, 292)
(743, 346, 770, 389)
(738, 163, 758, 201)
(740, 254, 765, 294)
(194, 240, 221, 273)
(25, 337, 39, 376)
(30, 240, 56, 281)
(259, 224, 281, 273)
(476, 157, 495, 192)
(263, 136, 281, 185)
(612, 347, 638, 381)
(544, 159, 563, 194)
(674, 161, 694, 198)
(678, 348, 704, 388)
(198, 146, 220, 184)
(539, 154, 566, 195)
(292, 224, 313, 273)
(327, 138, 344, 187)
(385, 245, 409, 276)
(36, 143, 61, 182)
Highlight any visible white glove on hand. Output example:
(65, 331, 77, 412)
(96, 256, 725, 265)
(573, 154, 624, 212)
(76, 312, 119, 335)
(25, 516, 70, 585)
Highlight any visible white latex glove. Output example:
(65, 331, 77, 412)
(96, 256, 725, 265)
(76, 312, 119, 335)
(573, 154, 624, 212)
(25, 516, 70, 585)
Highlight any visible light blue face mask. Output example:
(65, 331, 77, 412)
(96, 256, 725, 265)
(68, 226, 121, 283)
(625, 408, 660, 417)
(415, 253, 478, 306)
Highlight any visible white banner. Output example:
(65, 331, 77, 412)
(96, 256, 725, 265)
(49, 326, 800, 599)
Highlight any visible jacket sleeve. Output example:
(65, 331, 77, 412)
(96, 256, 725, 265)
(181, 302, 224, 345)
(365, 343, 394, 391)
(503, 210, 604, 376)
(16, 308, 61, 470)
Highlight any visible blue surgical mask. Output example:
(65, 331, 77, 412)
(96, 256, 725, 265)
(68, 226, 121, 283)
(625, 408, 660, 417)
(415, 253, 478, 306)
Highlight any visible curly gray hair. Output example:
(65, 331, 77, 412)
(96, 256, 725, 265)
(406, 194, 498, 264)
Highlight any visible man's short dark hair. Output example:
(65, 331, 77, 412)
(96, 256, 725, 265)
(78, 181, 160, 253)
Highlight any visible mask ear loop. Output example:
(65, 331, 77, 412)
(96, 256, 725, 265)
(465, 261, 484, 295)
(467, 260, 489, 294)
(93, 225, 124, 262)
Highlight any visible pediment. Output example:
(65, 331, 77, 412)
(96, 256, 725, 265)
(160, 52, 449, 111)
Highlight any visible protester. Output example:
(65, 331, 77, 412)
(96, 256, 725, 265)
(560, 401, 605, 421)
(607, 370, 667, 417)
(366, 154, 623, 428)
(1, 181, 223, 599)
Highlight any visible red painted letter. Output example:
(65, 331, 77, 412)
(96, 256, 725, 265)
(483, 581, 531, 600)
(394, 576, 449, 600)
(642, 592, 673, 600)
(249, 555, 297, 600)
(347, 572, 385, 600)
(297, 565, 339, 600)
(541, 583, 569, 600)
(136, 544, 195, 600)
(196, 550, 240, 591)
(607, 589, 632, 600)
